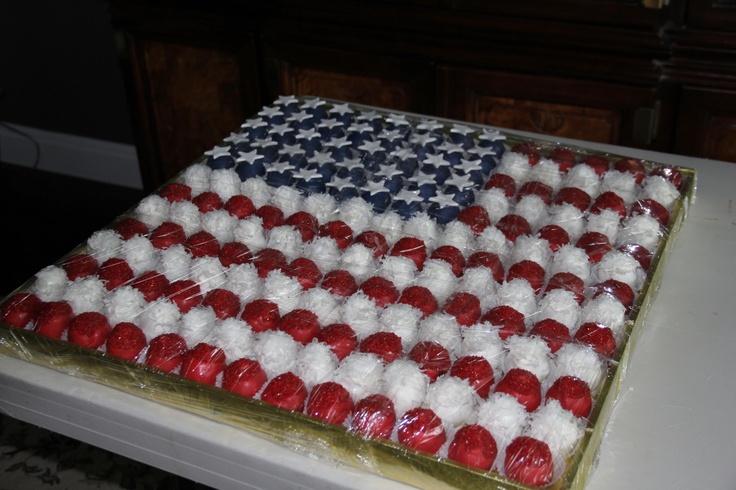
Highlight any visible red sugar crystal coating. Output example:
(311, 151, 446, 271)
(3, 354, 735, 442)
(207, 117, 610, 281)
(306, 381, 354, 425)
(279, 309, 321, 345)
(448, 424, 498, 471)
(192, 191, 224, 213)
(517, 181, 553, 205)
(131, 271, 171, 302)
(359, 276, 400, 308)
(113, 217, 149, 240)
(537, 224, 570, 252)
(67, 311, 112, 350)
(390, 236, 427, 270)
(222, 358, 268, 397)
(354, 230, 389, 258)
(350, 394, 396, 440)
(260, 372, 308, 412)
(1, 293, 41, 328)
(593, 279, 636, 310)
(255, 205, 284, 230)
(253, 248, 288, 278)
(321, 269, 358, 297)
(218, 241, 253, 268)
(548, 147, 577, 171)
(546, 375, 593, 418)
(180, 343, 228, 386)
(224, 194, 256, 219)
(397, 407, 446, 455)
(285, 257, 322, 289)
(554, 187, 592, 212)
(360, 331, 404, 363)
(318, 220, 353, 249)
(618, 243, 652, 271)
(284, 211, 319, 242)
(614, 157, 646, 184)
(495, 368, 542, 412)
(145, 333, 188, 373)
(317, 323, 358, 361)
(62, 253, 99, 281)
(505, 436, 555, 487)
(574, 322, 617, 357)
(443, 292, 481, 326)
(530, 318, 571, 353)
(106, 322, 147, 361)
(185, 230, 221, 258)
(496, 214, 532, 243)
(576, 231, 613, 263)
(33, 301, 74, 339)
(398, 285, 438, 318)
(450, 355, 494, 398)
(545, 272, 586, 304)
(591, 191, 627, 218)
(479, 305, 526, 340)
(97, 258, 134, 291)
(165, 280, 202, 313)
(149, 222, 186, 250)
(581, 155, 610, 176)
(512, 143, 540, 165)
(650, 164, 684, 191)
(507, 260, 546, 294)
(457, 205, 491, 234)
(202, 288, 242, 320)
(484, 173, 516, 197)
(631, 198, 670, 227)
(430, 245, 466, 277)
(241, 299, 281, 332)
(466, 251, 505, 283)
(408, 341, 451, 382)
(158, 182, 192, 203)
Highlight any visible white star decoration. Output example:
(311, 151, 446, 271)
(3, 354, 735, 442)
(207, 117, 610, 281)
(450, 124, 476, 136)
(457, 159, 483, 173)
(417, 119, 443, 132)
(324, 136, 351, 149)
(223, 132, 251, 144)
(258, 106, 284, 118)
(348, 122, 373, 134)
(358, 140, 384, 155)
(410, 133, 438, 146)
(436, 141, 465, 154)
(329, 103, 354, 116)
(428, 192, 459, 208)
(386, 114, 410, 126)
(265, 161, 295, 174)
(423, 153, 451, 168)
(391, 147, 417, 161)
(241, 117, 268, 129)
(309, 151, 336, 166)
(287, 111, 313, 124)
(294, 168, 323, 182)
(395, 188, 424, 204)
(375, 164, 404, 180)
(468, 146, 496, 159)
(409, 173, 437, 187)
(279, 144, 306, 158)
(269, 124, 295, 137)
(479, 129, 506, 142)
(300, 98, 326, 109)
(205, 146, 233, 159)
(318, 118, 343, 130)
(327, 176, 355, 190)
(361, 180, 390, 196)
(275, 95, 299, 105)
(296, 128, 320, 141)
(236, 150, 264, 165)
(444, 174, 475, 190)
(338, 158, 364, 172)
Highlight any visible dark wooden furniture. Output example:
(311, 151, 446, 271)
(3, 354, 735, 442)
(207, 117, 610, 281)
(110, 0, 736, 191)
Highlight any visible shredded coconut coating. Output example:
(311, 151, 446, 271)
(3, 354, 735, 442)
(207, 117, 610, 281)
(140, 299, 183, 341)
(458, 267, 498, 312)
(225, 263, 262, 304)
(169, 200, 202, 235)
(189, 257, 227, 293)
(594, 250, 643, 289)
(529, 159, 563, 191)
(104, 286, 146, 326)
(616, 214, 663, 252)
(209, 168, 241, 201)
(425, 376, 478, 427)
(579, 294, 627, 337)
(476, 188, 511, 224)
(210, 318, 255, 360)
(461, 324, 505, 372)
(338, 198, 373, 234)
(477, 393, 528, 456)
(475, 225, 511, 258)
(303, 236, 340, 272)
(437, 221, 475, 255)
(87, 230, 123, 263)
(525, 400, 585, 459)
(263, 270, 303, 314)
(416, 313, 462, 357)
(178, 306, 217, 346)
(340, 292, 381, 339)
(586, 209, 621, 244)
(182, 164, 213, 196)
(201, 210, 238, 244)
(295, 342, 337, 389)
(240, 177, 272, 208)
(233, 217, 267, 252)
(303, 193, 337, 224)
(496, 279, 537, 318)
(381, 359, 428, 416)
(340, 243, 376, 280)
(403, 213, 439, 249)
(550, 245, 591, 284)
(121, 236, 158, 275)
(32, 266, 69, 302)
(563, 164, 600, 197)
(299, 287, 340, 325)
(515, 194, 549, 231)
(270, 186, 304, 217)
(415, 259, 457, 304)
(601, 170, 638, 204)
(370, 211, 404, 245)
(548, 204, 586, 241)
(537, 289, 580, 330)
(254, 330, 300, 378)
(333, 352, 385, 402)
(267, 226, 304, 261)
(379, 304, 422, 348)
(497, 152, 531, 182)
(639, 175, 680, 210)
(377, 255, 417, 290)
(158, 244, 192, 282)
(553, 343, 605, 390)
(63, 277, 106, 314)
(135, 195, 171, 228)
(512, 235, 552, 268)
(504, 335, 552, 381)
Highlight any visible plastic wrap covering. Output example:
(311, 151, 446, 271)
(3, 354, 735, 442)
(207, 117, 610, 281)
(0, 96, 695, 489)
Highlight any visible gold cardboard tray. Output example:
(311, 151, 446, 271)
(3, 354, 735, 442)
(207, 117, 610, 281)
(0, 99, 696, 490)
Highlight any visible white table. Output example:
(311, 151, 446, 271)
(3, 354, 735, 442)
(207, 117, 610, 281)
(1, 137, 735, 490)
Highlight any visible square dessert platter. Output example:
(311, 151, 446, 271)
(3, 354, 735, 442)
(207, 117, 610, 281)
(0, 96, 695, 489)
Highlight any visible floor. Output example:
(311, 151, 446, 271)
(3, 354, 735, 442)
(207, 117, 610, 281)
(0, 163, 212, 489)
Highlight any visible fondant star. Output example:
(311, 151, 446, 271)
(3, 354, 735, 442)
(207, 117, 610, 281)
(479, 129, 506, 142)
(236, 150, 264, 165)
(300, 98, 326, 109)
(241, 117, 268, 129)
(337, 158, 364, 171)
(445, 173, 475, 190)
(279, 144, 306, 158)
(395, 188, 424, 205)
(275, 95, 299, 106)
(318, 118, 343, 130)
(287, 111, 313, 124)
(294, 167, 323, 182)
(326, 175, 355, 190)
(429, 192, 460, 208)
(423, 153, 451, 168)
(309, 151, 336, 166)
(329, 103, 354, 117)
(361, 180, 390, 196)
(374, 164, 404, 180)
(252, 139, 278, 150)
(348, 122, 373, 134)
(258, 106, 284, 118)
(324, 136, 351, 149)
(379, 129, 403, 143)
(410, 133, 438, 146)
(358, 111, 381, 121)
(205, 146, 233, 159)
(457, 158, 483, 173)
(436, 141, 465, 154)
(391, 147, 418, 161)
(451, 124, 476, 136)
(386, 114, 410, 126)
(468, 146, 496, 159)
(296, 128, 320, 141)
(223, 132, 251, 144)
(417, 119, 443, 132)
(358, 140, 384, 155)
(269, 123, 295, 137)
(409, 173, 438, 187)
(265, 161, 296, 174)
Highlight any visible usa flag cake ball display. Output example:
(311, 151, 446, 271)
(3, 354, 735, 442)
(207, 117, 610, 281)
(0, 96, 695, 490)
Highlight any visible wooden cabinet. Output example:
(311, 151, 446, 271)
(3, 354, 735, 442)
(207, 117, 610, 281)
(110, 0, 736, 191)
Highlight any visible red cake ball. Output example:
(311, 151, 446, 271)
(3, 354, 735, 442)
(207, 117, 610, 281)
(504, 436, 555, 487)
(131, 270, 171, 302)
(350, 394, 397, 440)
(450, 355, 494, 398)
(457, 205, 491, 234)
(545, 272, 586, 305)
(306, 381, 354, 425)
(397, 407, 446, 455)
(630, 198, 670, 227)
(430, 245, 466, 277)
(408, 341, 451, 382)
(359, 331, 403, 363)
(253, 248, 288, 278)
(484, 173, 516, 197)
(576, 231, 613, 263)
(67, 311, 112, 349)
(165, 280, 202, 313)
(448, 424, 498, 471)
(145, 333, 188, 373)
(614, 157, 646, 184)
(581, 155, 610, 176)
(241, 299, 280, 332)
(321, 269, 358, 297)
(149, 222, 186, 250)
(284, 211, 319, 242)
(359, 276, 400, 308)
(318, 220, 353, 249)
(285, 257, 322, 289)
(398, 285, 438, 318)
(390, 236, 427, 270)
(218, 242, 253, 268)
(316, 323, 358, 361)
(554, 187, 592, 212)
(617, 243, 652, 271)
(202, 288, 241, 320)
(495, 368, 542, 412)
(62, 253, 99, 281)
(354, 230, 389, 258)
(105, 322, 147, 361)
(537, 224, 570, 252)
(546, 375, 593, 418)
(512, 142, 541, 165)
(180, 343, 228, 386)
(33, 301, 74, 339)
(158, 182, 192, 203)
(593, 279, 636, 311)
(222, 358, 268, 398)
(1, 292, 41, 328)
(260, 372, 308, 412)
(507, 260, 546, 294)
(224, 194, 256, 219)
(574, 322, 617, 357)
(279, 309, 321, 345)
(184, 230, 221, 258)
(517, 181, 553, 205)
(443, 292, 481, 326)
(591, 191, 627, 218)
(479, 305, 526, 341)
(548, 147, 577, 172)
(530, 319, 571, 354)
(650, 164, 684, 191)
(97, 258, 134, 291)
(192, 191, 223, 213)
(466, 251, 505, 283)
(113, 217, 148, 240)
(255, 205, 284, 230)
(496, 214, 532, 243)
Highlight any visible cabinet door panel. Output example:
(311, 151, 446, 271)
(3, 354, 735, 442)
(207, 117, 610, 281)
(675, 87, 736, 163)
